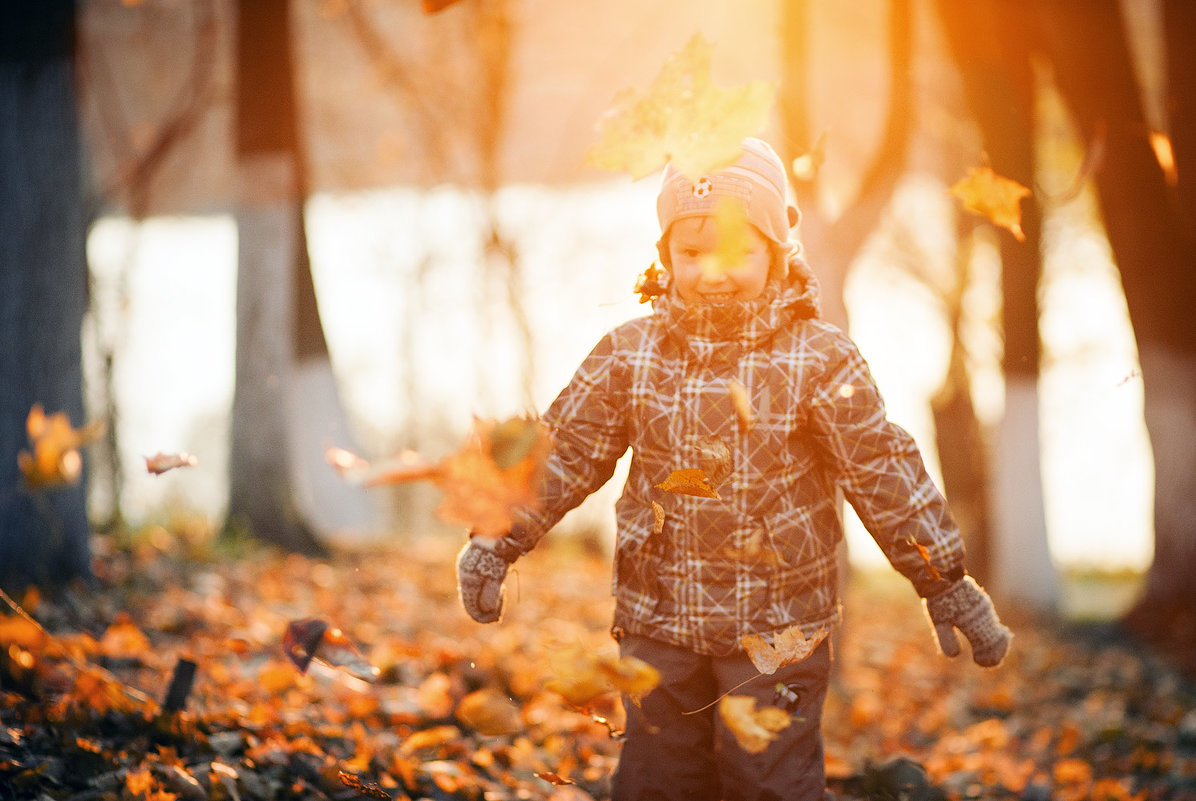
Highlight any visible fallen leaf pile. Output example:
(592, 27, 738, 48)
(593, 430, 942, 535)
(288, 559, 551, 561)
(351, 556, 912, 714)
(2, 533, 1194, 800)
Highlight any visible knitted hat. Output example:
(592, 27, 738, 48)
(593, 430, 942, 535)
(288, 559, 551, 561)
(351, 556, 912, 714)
(656, 137, 799, 245)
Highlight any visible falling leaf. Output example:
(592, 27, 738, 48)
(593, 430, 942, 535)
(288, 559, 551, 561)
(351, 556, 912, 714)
(18, 404, 105, 488)
(544, 646, 660, 708)
(435, 416, 551, 537)
(144, 452, 198, 475)
(357, 449, 441, 487)
(694, 436, 732, 487)
(655, 468, 720, 500)
(536, 771, 576, 786)
(700, 197, 754, 280)
(909, 537, 943, 582)
(585, 35, 776, 180)
(283, 618, 380, 682)
(729, 380, 754, 432)
(740, 624, 827, 675)
(456, 688, 522, 736)
(718, 695, 792, 754)
(948, 167, 1032, 241)
(651, 501, 666, 536)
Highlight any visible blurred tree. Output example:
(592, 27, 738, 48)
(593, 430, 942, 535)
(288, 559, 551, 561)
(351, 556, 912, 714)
(936, 0, 1057, 613)
(0, 0, 94, 590)
(228, 0, 367, 555)
(938, 0, 1196, 644)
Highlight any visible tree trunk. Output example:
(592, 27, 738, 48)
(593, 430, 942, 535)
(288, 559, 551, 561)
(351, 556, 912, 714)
(0, 1, 93, 591)
(935, 0, 1058, 613)
(228, 0, 361, 554)
(1038, 0, 1196, 668)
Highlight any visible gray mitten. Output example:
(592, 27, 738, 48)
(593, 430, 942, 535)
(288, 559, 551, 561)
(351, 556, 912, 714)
(924, 576, 1012, 667)
(456, 540, 511, 623)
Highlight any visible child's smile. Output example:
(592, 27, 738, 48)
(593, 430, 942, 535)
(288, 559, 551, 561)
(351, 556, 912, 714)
(666, 216, 772, 305)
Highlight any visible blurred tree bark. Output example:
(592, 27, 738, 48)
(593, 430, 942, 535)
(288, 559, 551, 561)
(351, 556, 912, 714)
(938, 0, 1196, 647)
(0, 0, 94, 590)
(1036, 0, 1196, 665)
(228, 0, 365, 555)
(936, 0, 1058, 613)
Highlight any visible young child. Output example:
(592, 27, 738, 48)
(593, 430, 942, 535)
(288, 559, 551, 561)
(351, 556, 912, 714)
(456, 137, 1011, 801)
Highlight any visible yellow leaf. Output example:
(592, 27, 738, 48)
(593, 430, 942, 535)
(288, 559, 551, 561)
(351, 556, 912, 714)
(544, 646, 660, 707)
(740, 624, 827, 675)
(948, 166, 1032, 241)
(655, 468, 720, 500)
(718, 694, 791, 754)
(456, 688, 523, 736)
(585, 35, 776, 180)
(700, 197, 754, 280)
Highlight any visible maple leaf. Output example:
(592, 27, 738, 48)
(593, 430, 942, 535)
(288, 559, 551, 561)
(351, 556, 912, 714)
(948, 166, 1032, 241)
(585, 35, 776, 180)
(18, 404, 105, 488)
(144, 452, 197, 475)
(719, 694, 792, 754)
(655, 467, 720, 499)
(701, 197, 754, 280)
(740, 624, 828, 675)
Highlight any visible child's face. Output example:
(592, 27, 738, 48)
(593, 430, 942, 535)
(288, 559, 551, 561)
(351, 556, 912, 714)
(666, 216, 772, 305)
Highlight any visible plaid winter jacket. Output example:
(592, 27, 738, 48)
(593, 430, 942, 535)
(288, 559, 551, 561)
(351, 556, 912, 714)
(501, 259, 966, 657)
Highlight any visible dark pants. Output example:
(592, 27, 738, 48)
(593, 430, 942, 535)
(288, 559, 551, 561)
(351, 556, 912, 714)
(611, 634, 832, 801)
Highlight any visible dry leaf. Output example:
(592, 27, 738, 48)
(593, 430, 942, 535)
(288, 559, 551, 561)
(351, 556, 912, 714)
(283, 618, 380, 682)
(585, 35, 776, 180)
(544, 647, 661, 707)
(700, 197, 754, 280)
(456, 688, 523, 736)
(144, 452, 197, 475)
(729, 380, 754, 432)
(655, 468, 720, 500)
(740, 624, 828, 675)
(536, 771, 576, 786)
(694, 436, 732, 487)
(948, 166, 1032, 241)
(718, 695, 792, 754)
(18, 404, 105, 488)
(435, 416, 551, 537)
(651, 501, 666, 536)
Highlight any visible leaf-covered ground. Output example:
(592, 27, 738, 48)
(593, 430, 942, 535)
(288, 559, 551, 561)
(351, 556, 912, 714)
(2, 528, 1195, 801)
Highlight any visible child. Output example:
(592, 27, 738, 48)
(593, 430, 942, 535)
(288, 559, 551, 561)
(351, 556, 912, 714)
(456, 137, 1011, 801)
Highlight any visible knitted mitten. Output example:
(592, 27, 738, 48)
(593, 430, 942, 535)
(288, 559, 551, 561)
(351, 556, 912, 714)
(456, 540, 511, 623)
(924, 576, 1012, 667)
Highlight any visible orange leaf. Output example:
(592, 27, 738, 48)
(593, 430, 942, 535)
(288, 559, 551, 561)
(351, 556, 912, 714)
(740, 624, 827, 675)
(18, 404, 104, 488)
(545, 646, 661, 707)
(949, 166, 1032, 241)
(718, 694, 791, 753)
(434, 416, 551, 537)
(729, 380, 754, 432)
(144, 451, 197, 475)
(455, 688, 523, 736)
(655, 468, 720, 499)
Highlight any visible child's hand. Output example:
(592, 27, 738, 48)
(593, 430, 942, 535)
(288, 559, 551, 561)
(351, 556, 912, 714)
(456, 538, 511, 623)
(924, 576, 1012, 667)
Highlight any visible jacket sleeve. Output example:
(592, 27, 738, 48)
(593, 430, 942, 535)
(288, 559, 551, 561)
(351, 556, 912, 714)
(806, 332, 965, 597)
(501, 331, 630, 556)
